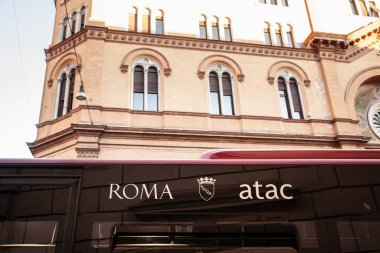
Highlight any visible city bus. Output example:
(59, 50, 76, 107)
(0, 150, 380, 253)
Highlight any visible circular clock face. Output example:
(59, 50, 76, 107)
(368, 102, 380, 138)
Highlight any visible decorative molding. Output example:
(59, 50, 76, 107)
(164, 68, 171, 77)
(120, 64, 129, 74)
(76, 148, 99, 158)
(198, 71, 205, 80)
(268, 77, 275, 85)
(47, 79, 54, 88)
(237, 74, 245, 83)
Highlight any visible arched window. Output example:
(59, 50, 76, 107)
(224, 17, 232, 42)
(263, 22, 272, 45)
(208, 65, 235, 116)
(62, 17, 68, 41)
(132, 58, 160, 111)
(67, 69, 76, 113)
(57, 73, 67, 117)
(211, 16, 220, 40)
(285, 25, 295, 48)
(359, 0, 369, 16)
(55, 66, 77, 118)
(80, 6, 86, 30)
(369, 1, 379, 17)
(71, 12, 77, 35)
(142, 8, 151, 33)
(129, 7, 138, 32)
(274, 23, 283, 47)
(277, 71, 304, 119)
(156, 10, 164, 35)
(199, 15, 208, 39)
(349, 0, 359, 15)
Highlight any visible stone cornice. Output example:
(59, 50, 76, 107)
(46, 24, 380, 66)
(35, 105, 360, 129)
(28, 122, 369, 156)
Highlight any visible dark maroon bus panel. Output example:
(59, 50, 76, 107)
(0, 150, 380, 253)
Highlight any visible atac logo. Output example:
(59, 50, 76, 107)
(197, 177, 216, 201)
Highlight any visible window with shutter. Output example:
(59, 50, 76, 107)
(156, 17, 164, 35)
(62, 18, 68, 41)
(132, 59, 160, 112)
(133, 66, 145, 110)
(129, 14, 137, 32)
(208, 65, 235, 116)
(71, 13, 76, 35)
(142, 14, 150, 33)
(80, 7, 86, 30)
(369, 1, 379, 17)
(57, 74, 67, 117)
(349, 0, 359, 15)
(289, 78, 303, 119)
(278, 77, 291, 119)
(222, 73, 234, 115)
(212, 23, 220, 40)
(67, 69, 76, 113)
(359, 0, 369, 16)
(209, 71, 221, 115)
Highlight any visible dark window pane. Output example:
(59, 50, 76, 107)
(209, 72, 219, 92)
(222, 73, 232, 96)
(62, 19, 68, 40)
(80, 8, 86, 30)
(133, 93, 144, 110)
(148, 67, 158, 94)
(134, 66, 144, 93)
(156, 19, 164, 34)
(212, 24, 219, 40)
(71, 14, 76, 35)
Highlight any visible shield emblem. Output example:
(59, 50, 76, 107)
(197, 177, 216, 201)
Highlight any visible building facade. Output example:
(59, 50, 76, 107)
(28, 0, 380, 158)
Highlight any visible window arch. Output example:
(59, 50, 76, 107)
(199, 14, 208, 39)
(274, 23, 283, 47)
(55, 65, 77, 118)
(208, 64, 235, 116)
(263, 22, 272, 45)
(156, 9, 164, 35)
(276, 70, 304, 119)
(285, 24, 295, 48)
(132, 58, 160, 111)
